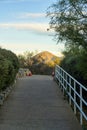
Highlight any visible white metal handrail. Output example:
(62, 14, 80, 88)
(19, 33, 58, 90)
(55, 65, 87, 125)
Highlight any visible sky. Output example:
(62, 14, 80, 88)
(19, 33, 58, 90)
(0, 0, 65, 56)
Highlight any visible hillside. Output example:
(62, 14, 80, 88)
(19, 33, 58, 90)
(31, 51, 61, 75)
(32, 51, 61, 64)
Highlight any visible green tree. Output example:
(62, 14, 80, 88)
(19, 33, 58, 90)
(47, 0, 87, 50)
(18, 54, 26, 68)
(18, 51, 38, 68)
(47, 0, 87, 86)
(24, 51, 34, 67)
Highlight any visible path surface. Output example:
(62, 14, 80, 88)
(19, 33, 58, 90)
(0, 75, 82, 130)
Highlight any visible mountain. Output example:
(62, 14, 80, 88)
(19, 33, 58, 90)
(33, 51, 60, 64)
(31, 51, 61, 75)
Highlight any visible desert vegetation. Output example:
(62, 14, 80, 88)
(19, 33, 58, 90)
(18, 51, 61, 75)
(47, 0, 87, 87)
(0, 48, 19, 91)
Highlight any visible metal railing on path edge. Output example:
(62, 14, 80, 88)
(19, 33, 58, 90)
(55, 65, 87, 125)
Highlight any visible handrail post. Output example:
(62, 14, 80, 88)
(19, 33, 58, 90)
(59, 67, 61, 87)
(80, 86, 83, 125)
(74, 81, 76, 114)
(69, 77, 71, 106)
(60, 69, 62, 90)
(65, 74, 67, 96)
(63, 71, 64, 95)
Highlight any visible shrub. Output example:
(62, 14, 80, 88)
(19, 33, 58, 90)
(0, 48, 19, 91)
(60, 52, 87, 87)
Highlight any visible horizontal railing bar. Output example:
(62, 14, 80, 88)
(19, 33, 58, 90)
(55, 65, 87, 124)
(56, 65, 87, 91)
(56, 72, 87, 105)
(66, 82, 87, 106)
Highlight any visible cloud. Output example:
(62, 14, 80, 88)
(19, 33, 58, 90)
(18, 13, 46, 19)
(0, 0, 41, 3)
(0, 23, 53, 34)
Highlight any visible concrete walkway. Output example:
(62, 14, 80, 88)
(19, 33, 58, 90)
(0, 75, 82, 130)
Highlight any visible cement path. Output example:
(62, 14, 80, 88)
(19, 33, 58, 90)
(0, 75, 82, 130)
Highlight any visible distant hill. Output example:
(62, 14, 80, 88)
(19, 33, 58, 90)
(33, 51, 60, 64)
(31, 51, 61, 75)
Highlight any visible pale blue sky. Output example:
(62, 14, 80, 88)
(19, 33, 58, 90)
(0, 0, 64, 56)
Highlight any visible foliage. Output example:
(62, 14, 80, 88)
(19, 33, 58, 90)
(47, 0, 87, 86)
(47, 0, 87, 50)
(0, 48, 19, 91)
(60, 49, 87, 86)
(18, 54, 26, 68)
(18, 51, 61, 75)
(18, 51, 37, 68)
